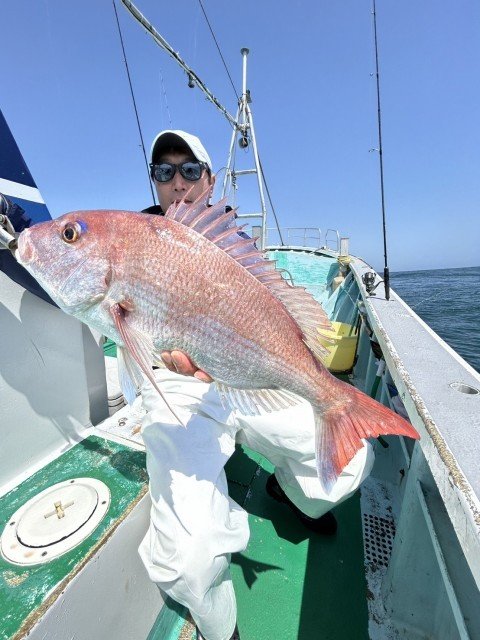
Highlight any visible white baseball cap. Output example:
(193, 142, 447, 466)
(150, 130, 212, 171)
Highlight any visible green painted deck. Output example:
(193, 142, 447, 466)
(149, 443, 369, 640)
(0, 436, 147, 640)
(225, 445, 369, 640)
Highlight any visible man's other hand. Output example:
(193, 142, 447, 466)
(160, 350, 213, 383)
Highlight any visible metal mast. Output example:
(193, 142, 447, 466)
(221, 48, 268, 249)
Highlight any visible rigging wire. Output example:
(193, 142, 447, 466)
(258, 156, 284, 245)
(112, 0, 156, 205)
(197, 0, 240, 103)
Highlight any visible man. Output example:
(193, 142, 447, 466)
(136, 130, 375, 640)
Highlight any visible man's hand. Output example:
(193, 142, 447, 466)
(160, 350, 213, 383)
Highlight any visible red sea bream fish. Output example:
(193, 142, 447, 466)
(16, 198, 419, 490)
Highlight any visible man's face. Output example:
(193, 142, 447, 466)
(153, 151, 215, 213)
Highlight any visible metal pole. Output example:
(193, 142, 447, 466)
(241, 47, 249, 96)
(238, 48, 249, 143)
(236, 48, 268, 249)
(372, 0, 390, 300)
(222, 48, 268, 247)
(246, 101, 268, 250)
(221, 104, 241, 199)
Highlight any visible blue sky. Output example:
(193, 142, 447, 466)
(1, 0, 479, 271)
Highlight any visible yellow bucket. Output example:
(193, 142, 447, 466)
(318, 321, 358, 373)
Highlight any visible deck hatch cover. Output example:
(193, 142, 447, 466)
(1, 478, 110, 565)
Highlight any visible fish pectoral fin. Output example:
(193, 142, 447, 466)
(117, 347, 143, 404)
(109, 303, 154, 373)
(108, 303, 185, 425)
(215, 383, 301, 415)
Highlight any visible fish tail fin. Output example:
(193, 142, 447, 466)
(314, 383, 420, 492)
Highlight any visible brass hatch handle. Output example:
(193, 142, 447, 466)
(44, 501, 75, 520)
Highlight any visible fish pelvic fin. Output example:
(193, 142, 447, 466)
(164, 193, 333, 358)
(215, 383, 301, 415)
(315, 383, 420, 493)
(109, 303, 185, 425)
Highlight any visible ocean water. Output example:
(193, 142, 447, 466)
(390, 266, 480, 374)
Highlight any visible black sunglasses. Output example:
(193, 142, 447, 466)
(150, 160, 209, 183)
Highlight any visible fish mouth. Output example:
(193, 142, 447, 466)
(16, 229, 35, 265)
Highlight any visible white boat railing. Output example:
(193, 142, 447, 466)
(264, 227, 340, 252)
(324, 228, 340, 252)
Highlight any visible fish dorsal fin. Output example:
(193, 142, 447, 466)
(164, 196, 239, 247)
(165, 196, 334, 359)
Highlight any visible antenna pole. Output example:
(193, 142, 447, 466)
(242, 46, 248, 97)
(245, 98, 269, 250)
(372, 0, 390, 300)
(221, 108, 240, 201)
(221, 50, 268, 248)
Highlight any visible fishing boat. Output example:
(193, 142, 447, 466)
(1, 2, 479, 639)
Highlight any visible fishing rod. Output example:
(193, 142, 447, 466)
(372, 0, 390, 300)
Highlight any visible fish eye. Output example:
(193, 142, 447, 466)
(62, 223, 81, 244)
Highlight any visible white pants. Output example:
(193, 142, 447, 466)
(138, 370, 374, 640)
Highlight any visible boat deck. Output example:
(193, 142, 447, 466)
(146, 440, 370, 640)
(4, 246, 479, 639)
(227, 444, 369, 640)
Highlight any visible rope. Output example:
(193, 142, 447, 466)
(112, 0, 156, 204)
